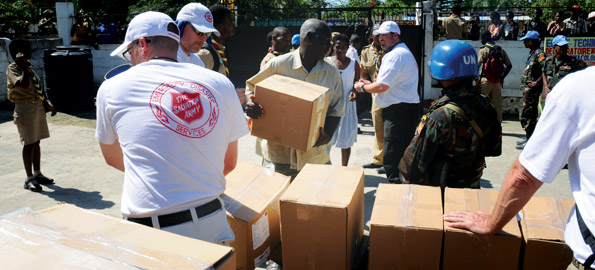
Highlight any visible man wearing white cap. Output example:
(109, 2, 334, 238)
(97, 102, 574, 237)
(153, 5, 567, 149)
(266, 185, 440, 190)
(354, 21, 420, 184)
(175, 3, 220, 66)
(96, 11, 249, 244)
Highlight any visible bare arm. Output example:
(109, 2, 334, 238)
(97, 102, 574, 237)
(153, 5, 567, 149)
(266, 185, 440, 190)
(353, 81, 390, 94)
(223, 140, 238, 175)
(443, 158, 543, 235)
(99, 140, 124, 172)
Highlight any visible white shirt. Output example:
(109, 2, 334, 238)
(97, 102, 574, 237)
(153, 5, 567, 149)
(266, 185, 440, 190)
(374, 42, 420, 108)
(520, 66, 595, 264)
(177, 46, 205, 67)
(346, 45, 361, 64)
(96, 60, 249, 217)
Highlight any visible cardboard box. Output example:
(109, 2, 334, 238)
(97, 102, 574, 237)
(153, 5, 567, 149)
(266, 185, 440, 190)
(0, 204, 235, 270)
(443, 188, 522, 270)
(223, 161, 291, 270)
(251, 74, 329, 152)
(369, 184, 443, 269)
(279, 164, 364, 270)
(520, 196, 575, 270)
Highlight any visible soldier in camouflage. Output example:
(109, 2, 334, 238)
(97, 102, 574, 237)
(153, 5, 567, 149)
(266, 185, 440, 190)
(399, 40, 502, 188)
(517, 31, 546, 150)
(539, 35, 586, 113)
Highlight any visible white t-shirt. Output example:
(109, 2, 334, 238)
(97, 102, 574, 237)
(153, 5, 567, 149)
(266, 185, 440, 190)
(374, 42, 420, 108)
(177, 46, 205, 67)
(346, 45, 360, 64)
(96, 59, 249, 217)
(519, 66, 595, 264)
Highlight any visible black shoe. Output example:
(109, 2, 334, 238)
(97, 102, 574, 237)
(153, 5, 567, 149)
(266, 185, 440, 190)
(24, 179, 42, 192)
(517, 138, 527, 145)
(516, 142, 526, 150)
(377, 167, 386, 174)
(363, 163, 382, 169)
(357, 128, 363, 134)
(35, 174, 55, 185)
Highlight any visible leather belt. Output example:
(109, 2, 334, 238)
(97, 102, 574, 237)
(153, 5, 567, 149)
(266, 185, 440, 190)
(128, 199, 221, 228)
(572, 258, 592, 270)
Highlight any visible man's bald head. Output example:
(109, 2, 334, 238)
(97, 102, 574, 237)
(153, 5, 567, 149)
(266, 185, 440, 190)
(300, 19, 331, 42)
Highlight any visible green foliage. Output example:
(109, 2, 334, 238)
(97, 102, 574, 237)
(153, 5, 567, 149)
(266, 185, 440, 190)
(0, 0, 37, 38)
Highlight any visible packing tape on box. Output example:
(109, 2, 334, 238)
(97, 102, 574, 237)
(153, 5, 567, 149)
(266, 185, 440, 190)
(520, 199, 568, 240)
(0, 208, 212, 269)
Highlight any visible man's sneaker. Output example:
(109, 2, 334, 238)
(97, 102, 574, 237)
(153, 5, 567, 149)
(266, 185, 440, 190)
(377, 167, 386, 174)
(24, 179, 42, 192)
(517, 138, 527, 145)
(363, 163, 382, 169)
(516, 141, 526, 150)
(35, 174, 55, 185)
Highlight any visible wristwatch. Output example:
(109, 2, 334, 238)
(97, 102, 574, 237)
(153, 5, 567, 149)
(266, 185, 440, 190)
(361, 84, 366, 93)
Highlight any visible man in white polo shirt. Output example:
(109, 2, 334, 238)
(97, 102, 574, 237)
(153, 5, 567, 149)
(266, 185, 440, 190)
(96, 11, 249, 244)
(354, 21, 420, 184)
(175, 3, 220, 66)
(444, 66, 595, 270)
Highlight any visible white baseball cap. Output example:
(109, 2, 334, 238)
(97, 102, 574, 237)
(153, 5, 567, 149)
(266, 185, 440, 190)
(176, 3, 220, 37)
(589, 11, 595, 20)
(373, 21, 401, 35)
(111, 11, 180, 60)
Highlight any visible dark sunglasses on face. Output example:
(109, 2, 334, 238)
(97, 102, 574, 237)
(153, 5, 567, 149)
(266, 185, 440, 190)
(190, 25, 211, 37)
(123, 39, 151, 61)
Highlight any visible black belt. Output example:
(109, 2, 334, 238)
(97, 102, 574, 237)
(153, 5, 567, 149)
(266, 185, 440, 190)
(572, 258, 594, 270)
(128, 199, 221, 228)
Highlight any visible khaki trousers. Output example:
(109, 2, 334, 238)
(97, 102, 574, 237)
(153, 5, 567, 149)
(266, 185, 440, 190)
(371, 98, 384, 165)
(480, 78, 502, 123)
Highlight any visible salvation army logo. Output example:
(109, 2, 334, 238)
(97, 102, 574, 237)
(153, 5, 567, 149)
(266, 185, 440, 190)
(205, 13, 213, 23)
(150, 81, 219, 138)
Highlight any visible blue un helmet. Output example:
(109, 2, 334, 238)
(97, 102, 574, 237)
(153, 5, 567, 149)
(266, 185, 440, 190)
(428, 40, 478, 81)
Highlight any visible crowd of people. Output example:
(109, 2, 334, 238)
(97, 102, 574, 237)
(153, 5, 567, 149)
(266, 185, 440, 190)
(5, 2, 594, 269)
(440, 5, 595, 41)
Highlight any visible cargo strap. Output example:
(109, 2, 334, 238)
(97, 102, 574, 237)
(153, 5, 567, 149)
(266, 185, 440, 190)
(576, 205, 595, 268)
(442, 103, 484, 138)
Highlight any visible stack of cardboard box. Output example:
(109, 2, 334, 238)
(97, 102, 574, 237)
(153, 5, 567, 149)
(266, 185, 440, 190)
(368, 185, 575, 270)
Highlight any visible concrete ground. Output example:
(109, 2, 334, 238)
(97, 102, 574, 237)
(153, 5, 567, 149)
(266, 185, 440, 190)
(0, 109, 573, 233)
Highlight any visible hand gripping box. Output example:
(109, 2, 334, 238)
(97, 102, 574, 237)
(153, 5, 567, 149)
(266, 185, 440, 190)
(443, 188, 522, 270)
(369, 184, 443, 269)
(223, 161, 291, 270)
(279, 164, 364, 270)
(0, 204, 235, 270)
(251, 74, 330, 153)
(519, 196, 575, 270)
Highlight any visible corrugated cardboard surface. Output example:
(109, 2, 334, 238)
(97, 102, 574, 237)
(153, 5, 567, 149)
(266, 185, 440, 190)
(280, 164, 364, 270)
(223, 161, 290, 270)
(0, 204, 235, 270)
(443, 188, 522, 270)
(369, 184, 443, 269)
(520, 196, 574, 270)
(251, 74, 329, 152)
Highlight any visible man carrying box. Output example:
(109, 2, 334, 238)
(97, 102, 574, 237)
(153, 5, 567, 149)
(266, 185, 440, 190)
(95, 11, 249, 244)
(245, 19, 344, 178)
(444, 66, 595, 270)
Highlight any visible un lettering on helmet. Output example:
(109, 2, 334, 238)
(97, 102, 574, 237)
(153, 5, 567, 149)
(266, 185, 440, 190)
(463, 55, 476, 65)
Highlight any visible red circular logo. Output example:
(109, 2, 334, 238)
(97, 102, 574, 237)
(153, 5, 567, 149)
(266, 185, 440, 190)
(150, 81, 219, 138)
(205, 13, 213, 23)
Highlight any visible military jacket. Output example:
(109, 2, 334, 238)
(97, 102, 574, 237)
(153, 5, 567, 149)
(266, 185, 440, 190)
(543, 55, 586, 90)
(520, 48, 546, 92)
(399, 85, 502, 189)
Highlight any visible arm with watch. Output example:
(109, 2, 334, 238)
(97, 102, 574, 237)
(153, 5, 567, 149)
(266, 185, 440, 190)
(353, 79, 390, 94)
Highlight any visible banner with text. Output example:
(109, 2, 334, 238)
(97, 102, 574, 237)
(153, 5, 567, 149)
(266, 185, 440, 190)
(544, 37, 595, 66)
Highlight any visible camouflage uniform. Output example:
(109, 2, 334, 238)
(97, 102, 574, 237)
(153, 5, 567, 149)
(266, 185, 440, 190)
(399, 85, 502, 188)
(520, 48, 546, 138)
(540, 55, 586, 112)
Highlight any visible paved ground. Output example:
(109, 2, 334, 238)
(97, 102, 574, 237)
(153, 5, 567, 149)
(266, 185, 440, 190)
(0, 109, 573, 233)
